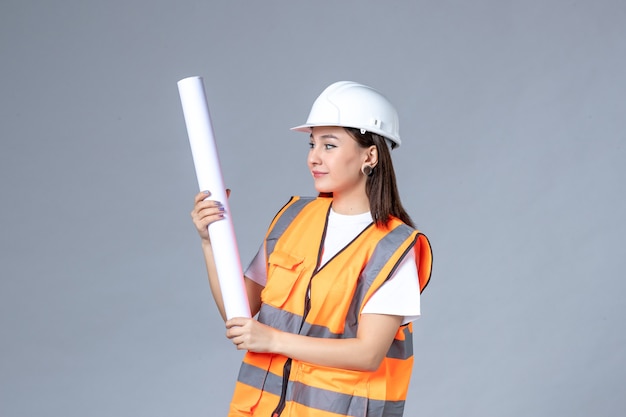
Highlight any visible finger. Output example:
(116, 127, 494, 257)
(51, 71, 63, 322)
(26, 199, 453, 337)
(196, 203, 225, 216)
(192, 201, 225, 219)
(191, 209, 223, 227)
(194, 190, 211, 204)
(229, 334, 243, 346)
(225, 317, 247, 329)
(199, 199, 224, 209)
(225, 328, 239, 339)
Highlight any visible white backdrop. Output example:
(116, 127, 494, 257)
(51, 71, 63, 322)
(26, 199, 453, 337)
(1, 1, 625, 416)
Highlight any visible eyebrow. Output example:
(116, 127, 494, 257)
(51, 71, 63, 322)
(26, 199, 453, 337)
(309, 133, 340, 140)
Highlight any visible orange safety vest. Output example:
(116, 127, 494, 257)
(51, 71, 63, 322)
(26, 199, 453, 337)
(229, 197, 432, 417)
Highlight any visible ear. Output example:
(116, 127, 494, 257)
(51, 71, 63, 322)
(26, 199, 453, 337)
(364, 145, 378, 167)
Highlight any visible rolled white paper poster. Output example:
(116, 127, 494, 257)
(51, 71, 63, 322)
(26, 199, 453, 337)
(178, 76, 251, 319)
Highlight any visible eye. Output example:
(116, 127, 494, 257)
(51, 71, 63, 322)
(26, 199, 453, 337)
(324, 143, 336, 150)
(308, 142, 315, 149)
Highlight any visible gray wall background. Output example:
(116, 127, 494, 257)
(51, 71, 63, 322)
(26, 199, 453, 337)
(1, 1, 624, 416)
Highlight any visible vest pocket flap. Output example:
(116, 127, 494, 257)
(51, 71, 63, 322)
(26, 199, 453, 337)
(268, 251, 304, 271)
(263, 251, 306, 308)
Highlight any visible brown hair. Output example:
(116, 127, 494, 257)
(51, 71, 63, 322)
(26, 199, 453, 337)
(345, 127, 415, 228)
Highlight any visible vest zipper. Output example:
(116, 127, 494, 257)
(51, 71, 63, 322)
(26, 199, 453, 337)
(271, 208, 327, 417)
(270, 357, 292, 417)
(270, 273, 316, 417)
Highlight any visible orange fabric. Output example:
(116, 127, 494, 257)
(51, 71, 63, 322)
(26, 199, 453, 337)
(229, 197, 432, 416)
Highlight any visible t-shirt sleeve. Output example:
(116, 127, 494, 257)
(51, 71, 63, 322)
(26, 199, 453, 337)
(361, 249, 421, 324)
(244, 242, 267, 287)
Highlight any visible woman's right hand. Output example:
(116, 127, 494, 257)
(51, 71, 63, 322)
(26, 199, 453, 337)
(190, 190, 228, 241)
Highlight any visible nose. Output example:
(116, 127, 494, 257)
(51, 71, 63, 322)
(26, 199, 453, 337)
(308, 145, 321, 166)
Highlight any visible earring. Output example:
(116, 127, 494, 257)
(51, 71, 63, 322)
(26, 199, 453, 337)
(361, 165, 374, 177)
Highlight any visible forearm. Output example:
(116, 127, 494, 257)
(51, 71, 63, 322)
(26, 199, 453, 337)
(226, 315, 401, 370)
(272, 314, 402, 372)
(202, 240, 263, 320)
(273, 332, 381, 371)
(201, 239, 227, 321)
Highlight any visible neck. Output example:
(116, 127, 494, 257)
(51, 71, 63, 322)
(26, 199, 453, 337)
(330, 190, 370, 215)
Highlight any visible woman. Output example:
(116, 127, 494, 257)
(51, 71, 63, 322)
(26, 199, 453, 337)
(191, 81, 432, 417)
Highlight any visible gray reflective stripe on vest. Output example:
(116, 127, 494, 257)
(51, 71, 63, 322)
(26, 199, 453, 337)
(258, 303, 305, 335)
(237, 361, 283, 397)
(258, 304, 345, 339)
(356, 223, 415, 314)
(265, 197, 316, 257)
(299, 320, 342, 339)
(343, 223, 415, 339)
(238, 361, 405, 417)
(387, 326, 413, 360)
(290, 381, 404, 417)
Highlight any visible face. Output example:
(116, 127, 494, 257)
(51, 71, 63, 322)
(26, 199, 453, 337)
(307, 126, 374, 197)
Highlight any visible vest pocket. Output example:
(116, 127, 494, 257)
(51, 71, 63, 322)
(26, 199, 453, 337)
(230, 353, 274, 415)
(292, 362, 370, 416)
(262, 251, 307, 308)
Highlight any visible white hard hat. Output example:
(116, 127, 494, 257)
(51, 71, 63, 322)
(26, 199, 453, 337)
(291, 81, 401, 147)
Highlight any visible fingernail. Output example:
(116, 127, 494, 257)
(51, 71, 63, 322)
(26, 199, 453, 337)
(203, 190, 210, 195)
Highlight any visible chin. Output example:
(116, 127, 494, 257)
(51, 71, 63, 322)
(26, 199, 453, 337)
(314, 184, 333, 194)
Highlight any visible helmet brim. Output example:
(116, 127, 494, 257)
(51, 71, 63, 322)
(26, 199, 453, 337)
(290, 123, 401, 148)
(290, 124, 314, 133)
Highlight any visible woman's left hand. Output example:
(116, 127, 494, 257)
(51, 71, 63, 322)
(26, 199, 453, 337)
(225, 317, 278, 352)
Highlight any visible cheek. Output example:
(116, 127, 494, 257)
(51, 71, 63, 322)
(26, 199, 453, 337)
(331, 160, 359, 183)
(341, 155, 362, 172)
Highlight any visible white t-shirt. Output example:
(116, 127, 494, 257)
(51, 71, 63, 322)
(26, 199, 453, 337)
(245, 208, 421, 324)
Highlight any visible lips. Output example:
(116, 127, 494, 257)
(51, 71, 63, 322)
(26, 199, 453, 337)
(311, 170, 327, 178)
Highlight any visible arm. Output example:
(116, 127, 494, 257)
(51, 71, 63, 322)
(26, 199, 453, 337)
(191, 190, 263, 321)
(225, 313, 403, 372)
